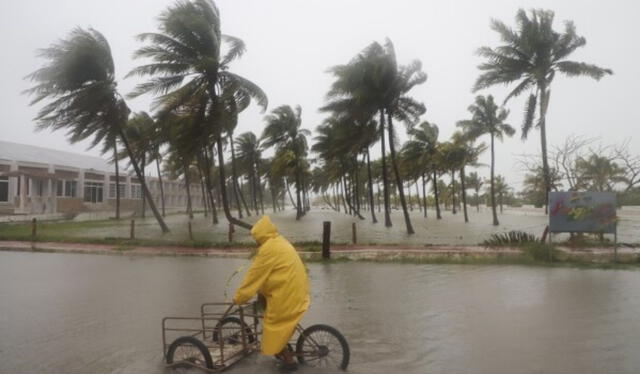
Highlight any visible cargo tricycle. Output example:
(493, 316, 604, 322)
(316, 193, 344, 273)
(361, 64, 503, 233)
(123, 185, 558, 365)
(162, 301, 350, 372)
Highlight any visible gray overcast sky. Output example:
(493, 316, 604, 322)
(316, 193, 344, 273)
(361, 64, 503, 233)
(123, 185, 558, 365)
(1, 0, 638, 188)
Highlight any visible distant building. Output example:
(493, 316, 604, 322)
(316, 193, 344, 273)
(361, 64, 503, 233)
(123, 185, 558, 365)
(0, 140, 202, 216)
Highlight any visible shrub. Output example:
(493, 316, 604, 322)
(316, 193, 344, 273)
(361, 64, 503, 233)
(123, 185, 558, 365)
(523, 242, 557, 262)
(482, 231, 539, 247)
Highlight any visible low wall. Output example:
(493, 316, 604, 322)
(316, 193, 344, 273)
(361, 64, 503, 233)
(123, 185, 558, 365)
(57, 198, 87, 214)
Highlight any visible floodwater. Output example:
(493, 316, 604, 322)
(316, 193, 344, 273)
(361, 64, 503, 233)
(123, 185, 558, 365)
(1, 252, 640, 374)
(40, 205, 640, 245)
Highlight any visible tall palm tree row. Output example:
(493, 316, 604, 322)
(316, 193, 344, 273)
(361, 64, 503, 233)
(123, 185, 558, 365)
(474, 9, 612, 212)
(25, 28, 170, 232)
(323, 39, 426, 234)
(457, 95, 514, 226)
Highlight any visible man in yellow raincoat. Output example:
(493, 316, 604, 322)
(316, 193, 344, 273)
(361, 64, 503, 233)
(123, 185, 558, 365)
(234, 216, 310, 370)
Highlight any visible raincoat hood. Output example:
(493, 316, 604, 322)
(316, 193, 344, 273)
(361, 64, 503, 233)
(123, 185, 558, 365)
(251, 216, 279, 245)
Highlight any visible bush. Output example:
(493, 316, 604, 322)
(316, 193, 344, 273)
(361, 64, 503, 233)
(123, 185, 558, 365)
(523, 242, 557, 262)
(482, 231, 539, 247)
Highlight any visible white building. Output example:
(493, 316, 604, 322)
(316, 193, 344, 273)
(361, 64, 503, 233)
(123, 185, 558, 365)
(0, 140, 202, 216)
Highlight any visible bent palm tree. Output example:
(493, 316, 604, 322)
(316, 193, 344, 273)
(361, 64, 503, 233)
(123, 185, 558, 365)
(474, 9, 612, 211)
(262, 105, 310, 220)
(466, 171, 484, 212)
(25, 28, 169, 232)
(128, 0, 267, 230)
(457, 95, 514, 226)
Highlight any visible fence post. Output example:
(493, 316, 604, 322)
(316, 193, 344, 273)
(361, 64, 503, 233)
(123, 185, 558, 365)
(130, 219, 135, 240)
(322, 221, 331, 260)
(31, 218, 37, 238)
(352, 222, 357, 245)
(228, 223, 234, 243)
(188, 221, 193, 240)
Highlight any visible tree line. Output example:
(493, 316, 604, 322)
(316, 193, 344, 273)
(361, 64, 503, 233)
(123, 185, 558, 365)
(26, 1, 613, 234)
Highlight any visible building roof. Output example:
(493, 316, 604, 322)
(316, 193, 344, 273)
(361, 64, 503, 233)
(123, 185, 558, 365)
(0, 140, 118, 173)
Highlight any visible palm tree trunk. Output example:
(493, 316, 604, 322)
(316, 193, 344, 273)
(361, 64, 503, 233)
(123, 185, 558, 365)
(539, 85, 552, 215)
(339, 176, 348, 214)
(294, 155, 303, 220)
(113, 141, 120, 220)
(203, 146, 219, 224)
(490, 133, 499, 226)
(238, 178, 251, 217)
(366, 149, 378, 223)
(195, 156, 208, 217)
(286, 180, 296, 210)
(198, 168, 208, 217)
(461, 167, 469, 223)
(353, 157, 361, 216)
(433, 169, 441, 220)
(141, 154, 146, 219)
(387, 113, 414, 234)
(255, 165, 265, 215)
(476, 188, 480, 212)
(228, 134, 244, 218)
(117, 128, 169, 233)
(376, 181, 381, 213)
(251, 162, 259, 215)
(270, 183, 277, 213)
(215, 135, 252, 230)
(183, 162, 193, 220)
(421, 173, 428, 218)
(342, 174, 364, 220)
(414, 182, 420, 212)
(410, 182, 413, 212)
(155, 153, 166, 217)
(379, 110, 392, 227)
(451, 170, 457, 214)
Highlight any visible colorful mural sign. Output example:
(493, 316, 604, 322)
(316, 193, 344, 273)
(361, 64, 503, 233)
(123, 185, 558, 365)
(549, 192, 617, 234)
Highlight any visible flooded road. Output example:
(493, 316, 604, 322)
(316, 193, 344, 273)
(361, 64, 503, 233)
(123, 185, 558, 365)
(1, 251, 640, 374)
(20, 205, 640, 246)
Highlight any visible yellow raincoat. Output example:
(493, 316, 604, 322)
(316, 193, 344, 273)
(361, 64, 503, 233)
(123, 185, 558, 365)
(233, 216, 310, 355)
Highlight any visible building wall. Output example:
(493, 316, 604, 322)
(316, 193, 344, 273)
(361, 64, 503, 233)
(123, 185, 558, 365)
(0, 158, 203, 216)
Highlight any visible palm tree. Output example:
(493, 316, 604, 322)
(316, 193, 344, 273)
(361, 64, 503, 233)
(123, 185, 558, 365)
(466, 172, 484, 212)
(474, 9, 612, 211)
(458, 95, 514, 226)
(235, 132, 263, 215)
(128, 0, 267, 230)
(493, 175, 511, 213)
(262, 105, 309, 220)
(576, 154, 626, 192)
(122, 112, 158, 219)
(147, 118, 167, 217)
(402, 121, 440, 219)
(450, 131, 487, 223)
(25, 28, 169, 232)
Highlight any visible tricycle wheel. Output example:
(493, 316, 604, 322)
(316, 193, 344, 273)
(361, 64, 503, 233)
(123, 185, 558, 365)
(212, 316, 256, 345)
(166, 336, 214, 370)
(296, 324, 350, 370)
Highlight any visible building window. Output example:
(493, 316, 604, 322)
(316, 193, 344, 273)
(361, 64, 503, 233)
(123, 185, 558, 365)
(109, 183, 126, 199)
(84, 182, 104, 203)
(130, 184, 142, 199)
(56, 180, 77, 197)
(0, 177, 8, 202)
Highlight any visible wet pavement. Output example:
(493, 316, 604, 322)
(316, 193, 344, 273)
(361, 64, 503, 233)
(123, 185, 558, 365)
(1, 251, 640, 373)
